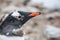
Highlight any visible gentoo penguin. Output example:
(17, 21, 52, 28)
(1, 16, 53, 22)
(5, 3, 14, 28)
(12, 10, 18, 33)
(0, 11, 41, 36)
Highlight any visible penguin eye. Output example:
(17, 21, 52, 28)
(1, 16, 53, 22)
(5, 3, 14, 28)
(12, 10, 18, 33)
(18, 16, 21, 18)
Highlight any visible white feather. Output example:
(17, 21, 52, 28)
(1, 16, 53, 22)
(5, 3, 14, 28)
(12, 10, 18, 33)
(11, 11, 21, 17)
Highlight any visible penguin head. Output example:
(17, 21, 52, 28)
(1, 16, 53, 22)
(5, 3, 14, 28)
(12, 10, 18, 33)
(11, 11, 41, 20)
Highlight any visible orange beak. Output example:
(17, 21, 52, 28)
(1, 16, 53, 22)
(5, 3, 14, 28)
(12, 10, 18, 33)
(28, 12, 40, 17)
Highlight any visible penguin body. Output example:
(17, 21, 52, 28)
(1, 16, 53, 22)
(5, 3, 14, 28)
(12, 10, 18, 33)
(0, 11, 41, 36)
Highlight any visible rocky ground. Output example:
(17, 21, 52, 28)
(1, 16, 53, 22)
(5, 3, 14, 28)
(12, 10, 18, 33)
(0, 0, 60, 40)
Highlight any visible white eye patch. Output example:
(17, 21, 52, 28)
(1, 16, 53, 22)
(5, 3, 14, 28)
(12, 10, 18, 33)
(11, 11, 21, 17)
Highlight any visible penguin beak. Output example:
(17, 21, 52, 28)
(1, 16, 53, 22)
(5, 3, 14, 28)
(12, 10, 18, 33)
(28, 12, 41, 17)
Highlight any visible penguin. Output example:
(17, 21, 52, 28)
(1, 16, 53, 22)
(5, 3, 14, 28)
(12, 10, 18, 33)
(0, 11, 41, 36)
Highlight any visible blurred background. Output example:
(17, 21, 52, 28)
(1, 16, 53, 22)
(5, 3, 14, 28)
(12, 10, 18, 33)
(0, 0, 60, 40)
